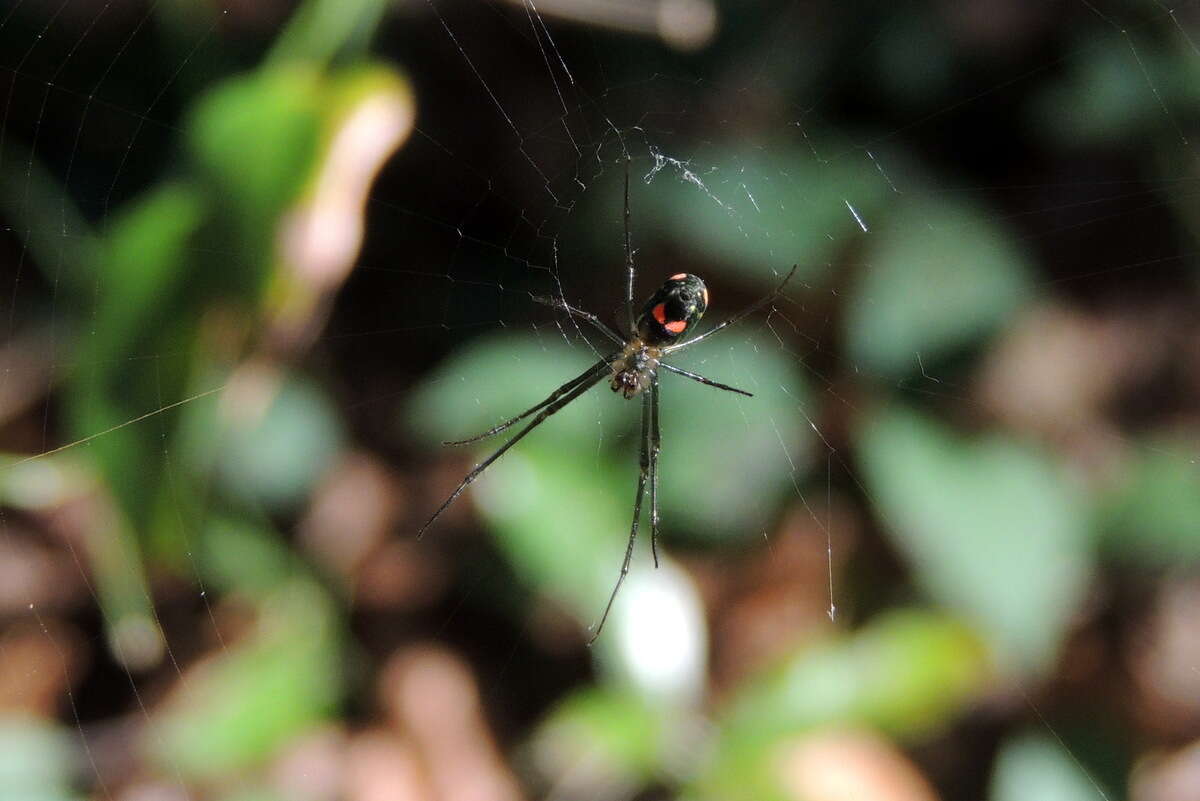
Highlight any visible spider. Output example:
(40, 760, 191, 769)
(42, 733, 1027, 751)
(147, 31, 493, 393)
(418, 163, 797, 643)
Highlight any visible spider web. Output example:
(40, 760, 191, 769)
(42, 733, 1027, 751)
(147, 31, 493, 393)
(0, 1, 1197, 799)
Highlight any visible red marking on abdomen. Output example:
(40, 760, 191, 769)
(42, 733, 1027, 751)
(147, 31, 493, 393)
(669, 272, 687, 280)
(665, 319, 687, 334)
(652, 303, 667, 324)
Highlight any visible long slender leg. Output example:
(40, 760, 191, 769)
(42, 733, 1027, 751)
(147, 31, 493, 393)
(419, 366, 608, 538)
(649, 373, 661, 569)
(664, 263, 799, 353)
(661, 363, 753, 397)
(532, 295, 623, 345)
(443, 360, 610, 446)
(589, 387, 652, 644)
(623, 157, 636, 335)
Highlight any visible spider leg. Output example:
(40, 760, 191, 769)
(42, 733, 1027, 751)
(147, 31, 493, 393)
(589, 386, 652, 644)
(532, 295, 623, 345)
(419, 360, 609, 539)
(661, 363, 753, 397)
(649, 372, 661, 569)
(623, 156, 636, 336)
(443, 359, 611, 446)
(663, 263, 799, 353)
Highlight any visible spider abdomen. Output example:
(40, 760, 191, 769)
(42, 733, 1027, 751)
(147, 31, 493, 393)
(610, 339, 661, 399)
(636, 273, 708, 345)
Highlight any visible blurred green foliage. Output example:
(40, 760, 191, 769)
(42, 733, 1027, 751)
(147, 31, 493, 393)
(1103, 441, 1200, 566)
(0, 719, 81, 801)
(858, 407, 1092, 673)
(51, 12, 408, 679)
(634, 142, 894, 284)
(697, 610, 989, 801)
(3, 0, 402, 783)
(149, 579, 342, 778)
(203, 376, 345, 511)
(533, 687, 668, 783)
(532, 610, 988, 801)
(1, 0, 1197, 799)
(991, 733, 1112, 801)
(846, 196, 1033, 377)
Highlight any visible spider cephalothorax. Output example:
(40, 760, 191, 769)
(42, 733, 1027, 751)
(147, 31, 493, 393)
(609, 340, 661, 399)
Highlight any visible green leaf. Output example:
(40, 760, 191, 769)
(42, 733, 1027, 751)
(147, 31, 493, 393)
(720, 610, 987, 741)
(200, 517, 304, 596)
(857, 406, 1092, 673)
(990, 733, 1110, 801)
(845, 196, 1031, 378)
(696, 610, 988, 801)
(658, 334, 812, 541)
(532, 687, 666, 783)
(188, 61, 411, 288)
(149, 579, 341, 777)
(83, 182, 206, 371)
(1102, 438, 1200, 567)
(630, 142, 891, 286)
(211, 374, 345, 512)
(69, 182, 206, 533)
(188, 67, 324, 265)
(1031, 31, 1182, 146)
(267, 0, 392, 67)
(472, 442, 632, 617)
(0, 718, 81, 801)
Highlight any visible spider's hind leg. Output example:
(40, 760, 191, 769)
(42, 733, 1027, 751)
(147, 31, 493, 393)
(589, 385, 653, 644)
(649, 373, 662, 568)
(419, 359, 609, 539)
(442, 359, 610, 446)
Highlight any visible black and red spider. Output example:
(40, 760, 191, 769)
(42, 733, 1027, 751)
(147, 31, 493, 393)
(419, 162, 797, 642)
